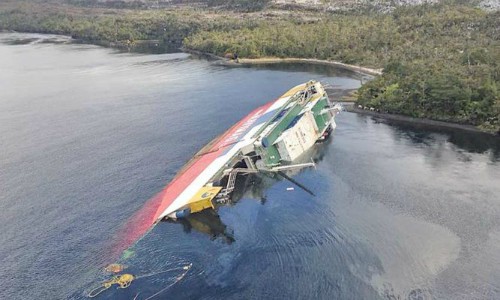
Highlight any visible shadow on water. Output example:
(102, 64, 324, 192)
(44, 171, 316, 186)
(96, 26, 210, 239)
(1, 33, 181, 54)
(71, 39, 181, 54)
(125, 42, 180, 54)
(172, 210, 236, 244)
(163, 139, 333, 243)
(370, 116, 500, 162)
(0, 35, 72, 45)
(238, 62, 372, 80)
(3, 37, 39, 45)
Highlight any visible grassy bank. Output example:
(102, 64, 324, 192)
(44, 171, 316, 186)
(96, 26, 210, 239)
(0, 1, 498, 133)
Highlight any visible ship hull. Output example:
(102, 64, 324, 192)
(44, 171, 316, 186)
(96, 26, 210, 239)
(153, 81, 340, 221)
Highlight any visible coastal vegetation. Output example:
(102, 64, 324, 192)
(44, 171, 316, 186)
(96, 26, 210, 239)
(184, 5, 499, 132)
(0, 1, 498, 133)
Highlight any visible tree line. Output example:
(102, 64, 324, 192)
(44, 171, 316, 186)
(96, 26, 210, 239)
(0, 2, 498, 132)
(184, 4, 499, 132)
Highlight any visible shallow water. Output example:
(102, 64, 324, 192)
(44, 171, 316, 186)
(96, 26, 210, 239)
(1, 33, 499, 300)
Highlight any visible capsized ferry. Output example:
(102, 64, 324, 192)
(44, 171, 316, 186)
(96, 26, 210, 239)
(153, 80, 341, 221)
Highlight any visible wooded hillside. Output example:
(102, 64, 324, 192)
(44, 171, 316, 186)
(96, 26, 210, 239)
(0, 1, 498, 132)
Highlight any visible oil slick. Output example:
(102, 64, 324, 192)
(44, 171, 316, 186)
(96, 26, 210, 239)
(97, 81, 342, 298)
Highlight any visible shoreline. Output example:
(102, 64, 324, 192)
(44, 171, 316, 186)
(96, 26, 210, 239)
(234, 57, 383, 76)
(2, 32, 382, 77)
(182, 48, 382, 76)
(1, 33, 495, 136)
(344, 104, 498, 136)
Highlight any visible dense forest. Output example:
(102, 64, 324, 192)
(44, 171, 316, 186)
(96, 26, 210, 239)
(184, 5, 499, 132)
(0, 1, 498, 133)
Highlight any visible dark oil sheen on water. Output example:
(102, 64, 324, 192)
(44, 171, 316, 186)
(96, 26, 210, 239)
(1, 33, 499, 300)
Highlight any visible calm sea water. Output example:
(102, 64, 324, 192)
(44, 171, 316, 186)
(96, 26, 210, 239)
(1, 33, 499, 300)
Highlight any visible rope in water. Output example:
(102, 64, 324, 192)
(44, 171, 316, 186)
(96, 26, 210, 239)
(135, 264, 192, 280)
(141, 263, 192, 300)
(87, 263, 192, 298)
(88, 274, 135, 298)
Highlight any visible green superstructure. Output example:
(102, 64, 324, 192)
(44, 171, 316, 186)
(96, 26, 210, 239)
(254, 81, 337, 167)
